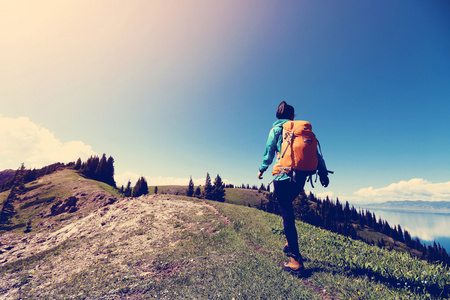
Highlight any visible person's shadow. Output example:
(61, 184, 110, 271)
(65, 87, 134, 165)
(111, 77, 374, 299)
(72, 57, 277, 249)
(298, 259, 448, 298)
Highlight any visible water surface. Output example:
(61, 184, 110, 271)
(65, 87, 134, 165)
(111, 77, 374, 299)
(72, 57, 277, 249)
(361, 208, 450, 253)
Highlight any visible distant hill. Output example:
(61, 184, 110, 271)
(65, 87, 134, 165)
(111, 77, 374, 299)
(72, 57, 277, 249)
(364, 200, 450, 213)
(0, 169, 15, 186)
(147, 185, 268, 208)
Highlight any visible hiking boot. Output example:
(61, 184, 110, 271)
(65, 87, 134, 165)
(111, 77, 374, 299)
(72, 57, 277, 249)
(282, 257, 305, 275)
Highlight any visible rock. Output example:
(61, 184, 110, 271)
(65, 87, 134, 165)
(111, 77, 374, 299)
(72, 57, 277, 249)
(103, 197, 116, 206)
(49, 196, 78, 216)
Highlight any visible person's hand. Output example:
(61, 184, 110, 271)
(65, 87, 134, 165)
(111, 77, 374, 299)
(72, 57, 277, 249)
(258, 171, 264, 179)
(319, 173, 329, 187)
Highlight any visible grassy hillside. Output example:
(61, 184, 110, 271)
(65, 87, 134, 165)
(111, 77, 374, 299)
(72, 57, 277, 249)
(224, 188, 268, 207)
(0, 169, 122, 234)
(149, 185, 268, 208)
(1, 179, 449, 299)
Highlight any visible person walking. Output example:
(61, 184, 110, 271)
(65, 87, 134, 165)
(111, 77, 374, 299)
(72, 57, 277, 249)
(258, 101, 329, 275)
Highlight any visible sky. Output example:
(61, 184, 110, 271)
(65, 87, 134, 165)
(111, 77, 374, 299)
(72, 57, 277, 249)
(1, 0, 449, 205)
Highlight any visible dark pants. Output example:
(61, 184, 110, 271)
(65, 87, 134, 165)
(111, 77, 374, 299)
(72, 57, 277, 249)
(273, 174, 307, 262)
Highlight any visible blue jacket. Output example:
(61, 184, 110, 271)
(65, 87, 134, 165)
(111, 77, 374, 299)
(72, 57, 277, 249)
(259, 119, 291, 181)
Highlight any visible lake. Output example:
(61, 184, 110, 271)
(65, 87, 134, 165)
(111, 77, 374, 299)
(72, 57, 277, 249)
(359, 207, 450, 254)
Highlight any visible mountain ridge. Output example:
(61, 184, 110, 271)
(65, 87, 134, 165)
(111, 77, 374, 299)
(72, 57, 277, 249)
(363, 200, 450, 213)
(0, 169, 15, 187)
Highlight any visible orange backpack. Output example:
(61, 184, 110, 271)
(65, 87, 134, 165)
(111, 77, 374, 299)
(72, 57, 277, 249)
(272, 120, 318, 176)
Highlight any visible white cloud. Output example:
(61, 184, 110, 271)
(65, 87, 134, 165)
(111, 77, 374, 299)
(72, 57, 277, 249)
(115, 171, 231, 187)
(0, 116, 96, 170)
(115, 172, 205, 187)
(145, 176, 206, 186)
(114, 171, 141, 187)
(313, 191, 335, 200)
(354, 178, 450, 203)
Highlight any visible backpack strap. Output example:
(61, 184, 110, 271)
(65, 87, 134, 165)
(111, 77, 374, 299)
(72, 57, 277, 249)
(307, 174, 315, 188)
(280, 130, 294, 159)
(317, 139, 323, 157)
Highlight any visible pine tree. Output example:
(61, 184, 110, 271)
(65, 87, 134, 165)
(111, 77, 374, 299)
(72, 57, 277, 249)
(194, 186, 201, 198)
(343, 201, 351, 223)
(95, 154, 108, 181)
(106, 156, 116, 187)
(203, 173, 213, 200)
(124, 180, 132, 197)
(74, 158, 82, 170)
(0, 164, 26, 223)
(187, 176, 195, 197)
(212, 174, 225, 202)
(23, 168, 37, 183)
(259, 183, 266, 192)
(132, 176, 149, 197)
(82, 155, 99, 179)
(397, 224, 405, 243)
(404, 229, 412, 247)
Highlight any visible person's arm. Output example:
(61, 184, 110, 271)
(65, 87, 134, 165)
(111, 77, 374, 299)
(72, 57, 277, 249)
(258, 127, 280, 179)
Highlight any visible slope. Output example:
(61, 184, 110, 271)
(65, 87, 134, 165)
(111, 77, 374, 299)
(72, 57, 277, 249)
(0, 173, 449, 299)
(0, 168, 120, 235)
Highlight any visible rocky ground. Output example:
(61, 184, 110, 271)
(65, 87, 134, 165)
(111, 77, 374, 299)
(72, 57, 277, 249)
(1, 192, 228, 299)
(0, 169, 231, 299)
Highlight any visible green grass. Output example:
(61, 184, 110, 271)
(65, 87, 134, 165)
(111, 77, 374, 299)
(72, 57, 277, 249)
(148, 185, 188, 195)
(0, 169, 123, 235)
(224, 188, 268, 207)
(3, 195, 449, 299)
(0, 190, 8, 206)
(148, 185, 268, 208)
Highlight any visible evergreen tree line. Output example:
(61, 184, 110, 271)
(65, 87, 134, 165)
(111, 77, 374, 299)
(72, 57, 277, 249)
(119, 176, 149, 198)
(260, 192, 450, 266)
(74, 154, 116, 187)
(226, 183, 271, 192)
(117, 172, 225, 201)
(0, 162, 68, 193)
(186, 173, 226, 202)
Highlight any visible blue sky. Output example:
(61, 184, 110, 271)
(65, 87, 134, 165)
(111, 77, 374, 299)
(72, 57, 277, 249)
(1, 0, 449, 205)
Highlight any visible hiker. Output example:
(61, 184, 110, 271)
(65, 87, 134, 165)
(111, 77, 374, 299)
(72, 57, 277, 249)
(258, 101, 330, 275)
